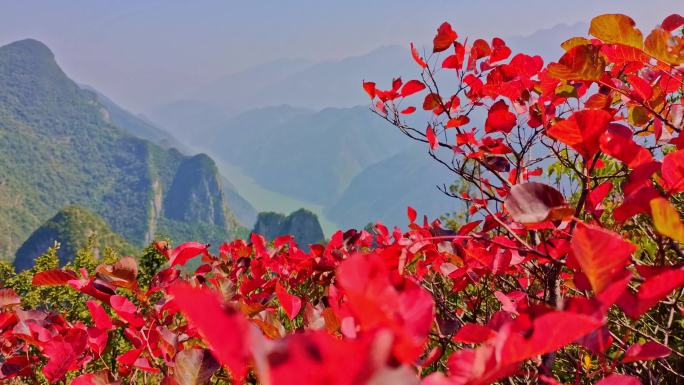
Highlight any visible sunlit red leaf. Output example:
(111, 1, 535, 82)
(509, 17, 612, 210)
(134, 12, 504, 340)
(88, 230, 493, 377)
(589, 14, 643, 48)
(571, 222, 635, 293)
(426, 125, 438, 150)
(423, 93, 442, 111)
(452, 324, 496, 344)
(32, 269, 79, 286)
(87, 300, 113, 331)
(400, 80, 426, 98)
(410, 43, 427, 69)
(445, 116, 470, 128)
(407, 206, 417, 223)
(275, 283, 302, 320)
(485, 100, 516, 134)
(617, 267, 684, 319)
(363, 81, 376, 99)
(599, 123, 652, 167)
(661, 149, 684, 193)
(109, 295, 145, 328)
(547, 44, 606, 81)
(547, 109, 612, 160)
(622, 341, 671, 363)
(170, 283, 252, 381)
(168, 242, 209, 267)
(433, 22, 457, 52)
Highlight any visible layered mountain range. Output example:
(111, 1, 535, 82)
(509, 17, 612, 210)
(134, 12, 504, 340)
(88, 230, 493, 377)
(0, 39, 259, 266)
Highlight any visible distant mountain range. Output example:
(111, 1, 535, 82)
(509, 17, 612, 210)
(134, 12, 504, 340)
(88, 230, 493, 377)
(143, 24, 586, 232)
(147, 45, 418, 141)
(0, 39, 256, 265)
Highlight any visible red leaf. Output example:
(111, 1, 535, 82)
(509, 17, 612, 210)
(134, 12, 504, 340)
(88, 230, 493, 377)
(400, 106, 416, 115)
(422, 93, 442, 111)
(71, 371, 117, 385)
(596, 374, 640, 385)
(571, 222, 635, 293)
(433, 22, 457, 52)
(426, 125, 438, 150)
(174, 349, 220, 385)
(662, 14, 684, 31)
(336, 254, 434, 363)
(170, 283, 252, 381)
(547, 109, 613, 160)
(445, 116, 470, 128)
(0, 288, 20, 308)
(109, 295, 145, 328)
(599, 124, 652, 167)
(453, 324, 496, 344)
(622, 341, 671, 363)
(547, 44, 606, 81)
(617, 268, 684, 319)
(503, 311, 602, 363)
(485, 100, 516, 133)
(586, 181, 612, 218)
(42, 330, 87, 383)
(169, 242, 209, 267)
(410, 42, 427, 68)
(627, 75, 653, 102)
(275, 283, 302, 321)
(87, 326, 109, 357)
(362, 81, 376, 99)
(504, 182, 569, 224)
(489, 37, 511, 63)
(87, 300, 113, 331)
(407, 206, 417, 223)
(32, 269, 79, 286)
(400, 80, 426, 98)
(661, 149, 684, 193)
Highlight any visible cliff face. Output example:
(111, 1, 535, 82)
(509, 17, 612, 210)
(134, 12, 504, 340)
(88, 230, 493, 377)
(253, 209, 324, 247)
(164, 154, 231, 226)
(13, 206, 135, 270)
(0, 39, 245, 263)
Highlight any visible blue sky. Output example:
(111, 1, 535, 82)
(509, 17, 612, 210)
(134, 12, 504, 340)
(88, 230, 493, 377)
(1, 0, 681, 111)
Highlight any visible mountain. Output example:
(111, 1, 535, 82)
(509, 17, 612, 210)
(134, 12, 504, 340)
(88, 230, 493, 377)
(506, 22, 588, 61)
(13, 206, 136, 270)
(325, 147, 458, 230)
(0, 39, 246, 260)
(201, 105, 412, 204)
(190, 58, 314, 112)
(82, 86, 257, 228)
(253, 209, 324, 247)
(85, 87, 187, 151)
(146, 99, 233, 144)
(148, 45, 418, 136)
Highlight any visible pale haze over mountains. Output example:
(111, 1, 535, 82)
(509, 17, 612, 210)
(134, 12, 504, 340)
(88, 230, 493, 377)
(0, 1, 682, 252)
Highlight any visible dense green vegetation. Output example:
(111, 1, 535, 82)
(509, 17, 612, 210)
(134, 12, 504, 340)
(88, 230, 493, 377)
(13, 205, 136, 270)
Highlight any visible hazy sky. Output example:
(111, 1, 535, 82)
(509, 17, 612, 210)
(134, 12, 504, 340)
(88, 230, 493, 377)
(1, 0, 681, 112)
